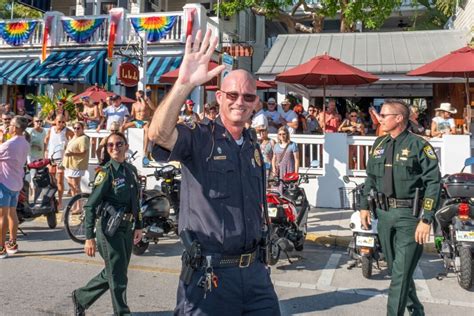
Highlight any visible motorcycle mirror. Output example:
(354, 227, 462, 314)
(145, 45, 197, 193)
(342, 175, 350, 184)
(142, 157, 150, 167)
(310, 160, 319, 168)
(461, 157, 474, 172)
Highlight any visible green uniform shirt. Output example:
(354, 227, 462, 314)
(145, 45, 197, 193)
(85, 159, 143, 239)
(361, 129, 441, 220)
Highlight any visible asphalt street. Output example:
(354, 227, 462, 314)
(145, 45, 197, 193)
(1, 215, 473, 316)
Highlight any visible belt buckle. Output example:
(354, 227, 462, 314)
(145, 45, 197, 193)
(239, 253, 251, 268)
(388, 198, 396, 208)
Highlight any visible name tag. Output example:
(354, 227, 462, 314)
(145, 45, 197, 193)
(213, 155, 227, 160)
(113, 177, 126, 189)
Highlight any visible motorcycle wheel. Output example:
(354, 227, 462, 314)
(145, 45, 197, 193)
(361, 256, 373, 279)
(64, 193, 90, 245)
(46, 199, 58, 229)
(458, 246, 473, 290)
(132, 241, 149, 255)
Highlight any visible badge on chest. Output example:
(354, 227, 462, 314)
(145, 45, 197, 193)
(113, 177, 126, 190)
(372, 148, 384, 158)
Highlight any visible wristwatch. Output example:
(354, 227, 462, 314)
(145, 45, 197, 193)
(421, 217, 432, 225)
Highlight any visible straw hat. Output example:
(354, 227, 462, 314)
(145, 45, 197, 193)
(435, 102, 457, 114)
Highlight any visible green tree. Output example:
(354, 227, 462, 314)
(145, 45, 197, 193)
(0, 0, 43, 19)
(409, 0, 457, 30)
(217, 0, 403, 33)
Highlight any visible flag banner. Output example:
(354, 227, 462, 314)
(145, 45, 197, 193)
(108, 10, 123, 59)
(41, 16, 54, 62)
(62, 18, 105, 43)
(130, 16, 177, 42)
(0, 21, 37, 46)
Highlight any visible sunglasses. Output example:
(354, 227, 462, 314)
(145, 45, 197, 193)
(73, 126, 82, 130)
(34, 120, 43, 123)
(107, 141, 124, 149)
(278, 133, 288, 136)
(57, 121, 66, 124)
(2, 118, 11, 121)
(220, 90, 257, 102)
(350, 115, 358, 118)
(379, 113, 400, 119)
(110, 129, 119, 133)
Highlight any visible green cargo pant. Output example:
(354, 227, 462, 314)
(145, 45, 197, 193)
(376, 207, 424, 316)
(75, 219, 133, 315)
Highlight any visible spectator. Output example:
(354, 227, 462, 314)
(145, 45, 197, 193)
(280, 98, 298, 134)
(3, 103, 14, 116)
(305, 105, 322, 134)
(293, 103, 307, 133)
(63, 121, 90, 213)
(46, 100, 70, 126)
(98, 95, 130, 132)
(0, 116, 30, 258)
(44, 115, 74, 209)
(200, 102, 219, 124)
(1, 113, 13, 143)
(26, 116, 47, 162)
(319, 99, 342, 133)
(77, 96, 100, 130)
(272, 127, 300, 184)
(16, 94, 25, 113)
(16, 108, 33, 125)
(178, 99, 200, 124)
(407, 105, 425, 135)
(251, 101, 268, 129)
(96, 121, 120, 165)
(431, 102, 457, 137)
(338, 110, 366, 169)
(256, 125, 275, 182)
(265, 97, 282, 133)
(368, 106, 383, 136)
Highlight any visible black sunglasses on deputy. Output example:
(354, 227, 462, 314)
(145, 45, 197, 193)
(220, 90, 257, 102)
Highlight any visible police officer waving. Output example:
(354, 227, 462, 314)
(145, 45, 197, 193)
(72, 132, 143, 316)
(148, 30, 280, 315)
(360, 99, 441, 316)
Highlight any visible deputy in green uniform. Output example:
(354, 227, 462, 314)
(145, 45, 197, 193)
(360, 99, 441, 316)
(72, 132, 143, 316)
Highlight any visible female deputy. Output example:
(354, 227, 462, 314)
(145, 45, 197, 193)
(72, 132, 142, 316)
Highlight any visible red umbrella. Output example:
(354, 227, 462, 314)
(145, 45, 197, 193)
(73, 85, 135, 103)
(407, 46, 474, 125)
(276, 53, 379, 131)
(160, 61, 220, 85)
(205, 80, 276, 91)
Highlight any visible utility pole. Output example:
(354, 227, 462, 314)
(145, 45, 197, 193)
(11, 1, 14, 19)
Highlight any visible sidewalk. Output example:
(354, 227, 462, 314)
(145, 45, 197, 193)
(305, 208, 437, 253)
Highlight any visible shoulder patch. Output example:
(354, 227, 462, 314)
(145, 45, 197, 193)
(423, 145, 437, 160)
(179, 120, 196, 130)
(94, 171, 107, 186)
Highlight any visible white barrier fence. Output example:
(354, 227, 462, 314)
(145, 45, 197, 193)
(83, 129, 472, 208)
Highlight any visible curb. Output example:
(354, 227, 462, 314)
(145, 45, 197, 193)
(305, 233, 437, 254)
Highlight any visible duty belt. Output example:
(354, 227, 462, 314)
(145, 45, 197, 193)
(387, 198, 415, 209)
(122, 213, 134, 222)
(206, 250, 259, 268)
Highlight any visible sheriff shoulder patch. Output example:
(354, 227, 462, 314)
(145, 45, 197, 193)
(423, 198, 434, 211)
(254, 148, 262, 167)
(94, 171, 107, 186)
(423, 145, 437, 160)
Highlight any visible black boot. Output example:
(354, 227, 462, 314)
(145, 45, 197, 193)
(72, 290, 85, 316)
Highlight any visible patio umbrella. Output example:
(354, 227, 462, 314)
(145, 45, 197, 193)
(407, 45, 474, 126)
(73, 85, 135, 103)
(276, 53, 379, 131)
(160, 61, 220, 85)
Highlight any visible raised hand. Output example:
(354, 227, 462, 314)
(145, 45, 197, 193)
(176, 30, 225, 87)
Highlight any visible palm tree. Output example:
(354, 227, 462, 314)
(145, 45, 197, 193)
(27, 88, 77, 120)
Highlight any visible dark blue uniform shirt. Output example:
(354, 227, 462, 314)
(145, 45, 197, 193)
(153, 117, 265, 255)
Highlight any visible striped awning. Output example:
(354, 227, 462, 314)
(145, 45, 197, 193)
(28, 50, 107, 85)
(111, 56, 182, 85)
(0, 58, 40, 85)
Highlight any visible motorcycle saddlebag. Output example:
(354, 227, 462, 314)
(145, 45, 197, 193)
(443, 173, 474, 198)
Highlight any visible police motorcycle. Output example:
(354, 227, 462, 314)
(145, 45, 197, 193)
(17, 154, 60, 231)
(266, 160, 318, 265)
(343, 176, 384, 279)
(435, 157, 474, 290)
(132, 163, 181, 255)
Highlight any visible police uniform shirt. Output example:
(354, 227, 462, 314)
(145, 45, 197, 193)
(361, 129, 441, 220)
(153, 117, 265, 255)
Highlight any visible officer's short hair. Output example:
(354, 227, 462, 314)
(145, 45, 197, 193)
(383, 99, 410, 126)
(12, 115, 28, 132)
(106, 131, 128, 145)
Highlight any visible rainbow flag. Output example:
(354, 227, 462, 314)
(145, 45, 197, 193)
(62, 18, 105, 43)
(0, 21, 38, 46)
(130, 16, 177, 42)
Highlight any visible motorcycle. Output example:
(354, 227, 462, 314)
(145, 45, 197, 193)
(343, 176, 384, 279)
(435, 156, 474, 289)
(17, 157, 59, 230)
(132, 164, 181, 255)
(266, 160, 318, 265)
